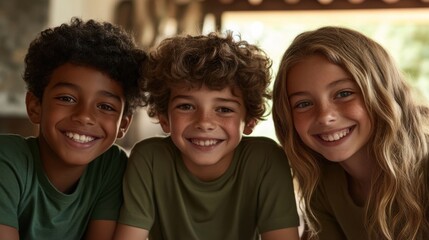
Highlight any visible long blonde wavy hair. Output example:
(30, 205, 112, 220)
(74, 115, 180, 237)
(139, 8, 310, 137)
(272, 26, 429, 240)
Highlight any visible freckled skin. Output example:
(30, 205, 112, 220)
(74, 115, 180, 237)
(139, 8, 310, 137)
(287, 55, 372, 165)
(158, 85, 254, 181)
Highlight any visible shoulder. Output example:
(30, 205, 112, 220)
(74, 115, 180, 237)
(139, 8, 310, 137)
(102, 143, 128, 157)
(239, 136, 282, 151)
(0, 135, 36, 204)
(236, 136, 289, 170)
(131, 136, 176, 156)
(237, 136, 285, 159)
(0, 134, 30, 150)
(134, 136, 172, 147)
(0, 134, 35, 164)
(126, 137, 180, 172)
(92, 144, 128, 170)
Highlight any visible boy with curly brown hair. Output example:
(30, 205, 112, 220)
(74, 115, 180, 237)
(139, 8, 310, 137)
(114, 31, 300, 240)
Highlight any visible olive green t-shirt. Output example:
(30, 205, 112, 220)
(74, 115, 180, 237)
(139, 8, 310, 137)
(0, 134, 127, 239)
(311, 163, 367, 240)
(119, 136, 299, 240)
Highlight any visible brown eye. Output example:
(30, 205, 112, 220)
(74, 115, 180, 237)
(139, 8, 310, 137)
(55, 96, 76, 103)
(217, 107, 233, 113)
(177, 104, 194, 110)
(98, 104, 115, 111)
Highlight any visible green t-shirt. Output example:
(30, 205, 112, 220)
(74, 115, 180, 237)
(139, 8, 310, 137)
(119, 136, 299, 240)
(0, 134, 127, 240)
(310, 163, 367, 240)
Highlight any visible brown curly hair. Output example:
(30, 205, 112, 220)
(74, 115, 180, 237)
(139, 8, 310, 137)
(145, 31, 272, 123)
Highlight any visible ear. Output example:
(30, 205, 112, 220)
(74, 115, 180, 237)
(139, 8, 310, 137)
(158, 114, 171, 134)
(117, 114, 133, 139)
(26, 91, 42, 124)
(243, 119, 257, 135)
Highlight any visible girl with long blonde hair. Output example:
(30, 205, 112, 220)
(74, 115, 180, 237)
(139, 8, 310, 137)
(272, 26, 429, 240)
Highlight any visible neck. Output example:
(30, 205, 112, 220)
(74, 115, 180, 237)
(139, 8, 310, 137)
(43, 162, 86, 194)
(38, 137, 86, 194)
(182, 153, 234, 182)
(341, 159, 373, 184)
(339, 149, 374, 206)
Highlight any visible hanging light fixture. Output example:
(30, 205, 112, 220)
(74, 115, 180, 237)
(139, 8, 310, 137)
(318, 0, 334, 5)
(248, 0, 263, 5)
(284, 0, 301, 4)
(382, 0, 400, 3)
(349, 0, 365, 4)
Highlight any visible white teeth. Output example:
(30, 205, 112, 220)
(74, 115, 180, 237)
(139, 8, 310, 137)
(65, 132, 95, 143)
(320, 128, 350, 142)
(191, 139, 219, 146)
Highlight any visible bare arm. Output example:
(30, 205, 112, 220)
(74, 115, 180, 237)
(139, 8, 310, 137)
(0, 224, 19, 240)
(261, 227, 300, 240)
(83, 220, 116, 240)
(113, 223, 149, 240)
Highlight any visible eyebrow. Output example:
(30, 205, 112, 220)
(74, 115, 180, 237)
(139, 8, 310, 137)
(51, 82, 122, 102)
(171, 95, 242, 105)
(288, 78, 353, 99)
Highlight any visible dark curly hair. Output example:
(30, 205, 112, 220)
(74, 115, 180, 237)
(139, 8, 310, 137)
(23, 17, 147, 115)
(145, 31, 272, 122)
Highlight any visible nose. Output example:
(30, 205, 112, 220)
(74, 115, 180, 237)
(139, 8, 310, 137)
(316, 103, 337, 125)
(194, 110, 216, 131)
(71, 103, 96, 125)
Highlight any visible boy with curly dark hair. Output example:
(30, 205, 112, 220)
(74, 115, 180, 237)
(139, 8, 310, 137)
(114, 31, 300, 240)
(0, 18, 147, 240)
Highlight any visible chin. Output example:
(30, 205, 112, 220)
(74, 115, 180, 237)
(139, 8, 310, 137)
(323, 154, 351, 163)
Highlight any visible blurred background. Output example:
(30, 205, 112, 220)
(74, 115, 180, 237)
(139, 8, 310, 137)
(1, 0, 429, 151)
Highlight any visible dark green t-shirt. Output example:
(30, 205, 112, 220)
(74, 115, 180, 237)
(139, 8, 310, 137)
(312, 160, 429, 240)
(0, 134, 127, 239)
(310, 163, 367, 240)
(119, 136, 299, 240)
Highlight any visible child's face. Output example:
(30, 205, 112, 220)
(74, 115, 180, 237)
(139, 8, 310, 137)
(286, 55, 371, 164)
(27, 63, 131, 167)
(159, 85, 253, 180)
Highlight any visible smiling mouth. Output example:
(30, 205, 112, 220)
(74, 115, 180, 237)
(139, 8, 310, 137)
(318, 127, 351, 142)
(190, 138, 221, 147)
(65, 132, 95, 143)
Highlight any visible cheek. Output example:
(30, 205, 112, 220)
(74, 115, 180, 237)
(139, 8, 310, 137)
(352, 105, 372, 133)
(42, 106, 62, 125)
(292, 112, 307, 133)
(291, 114, 309, 144)
(219, 119, 245, 131)
(219, 117, 246, 134)
(168, 114, 187, 132)
(342, 101, 372, 135)
(344, 102, 370, 123)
